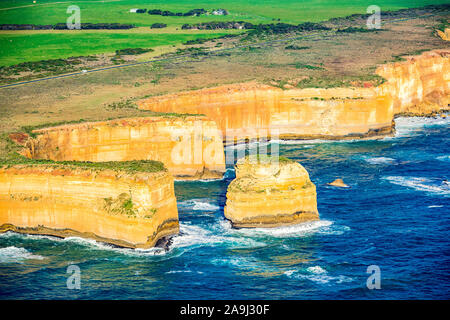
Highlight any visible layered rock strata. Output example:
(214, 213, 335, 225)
(224, 156, 319, 228)
(138, 84, 394, 141)
(22, 116, 226, 180)
(137, 50, 449, 140)
(0, 164, 179, 248)
(376, 50, 449, 116)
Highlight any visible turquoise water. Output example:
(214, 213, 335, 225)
(0, 116, 449, 299)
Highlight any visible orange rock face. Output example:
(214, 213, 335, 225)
(436, 29, 449, 41)
(137, 49, 449, 140)
(138, 84, 394, 141)
(23, 116, 226, 180)
(376, 50, 449, 115)
(0, 165, 179, 248)
(224, 156, 319, 228)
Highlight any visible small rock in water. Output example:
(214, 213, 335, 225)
(327, 179, 349, 188)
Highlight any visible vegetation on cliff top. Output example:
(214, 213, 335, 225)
(0, 131, 167, 174)
(0, 156, 167, 174)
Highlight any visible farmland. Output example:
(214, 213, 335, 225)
(0, 0, 448, 67)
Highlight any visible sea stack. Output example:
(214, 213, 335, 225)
(224, 156, 319, 228)
(0, 163, 179, 248)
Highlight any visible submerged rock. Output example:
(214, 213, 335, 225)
(327, 178, 349, 188)
(224, 156, 319, 228)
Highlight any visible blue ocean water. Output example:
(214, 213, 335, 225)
(0, 116, 449, 300)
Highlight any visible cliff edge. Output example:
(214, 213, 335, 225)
(137, 49, 449, 140)
(376, 49, 449, 116)
(21, 116, 226, 180)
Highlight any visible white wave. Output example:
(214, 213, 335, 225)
(284, 270, 296, 276)
(393, 116, 450, 138)
(273, 139, 353, 145)
(428, 205, 444, 208)
(307, 266, 327, 274)
(178, 199, 220, 211)
(0, 231, 60, 242)
(171, 223, 266, 250)
(224, 138, 361, 153)
(284, 266, 353, 284)
(227, 220, 334, 238)
(166, 270, 204, 274)
(437, 155, 450, 162)
(62, 236, 167, 256)
(383, 176, 450, 195)
(363, 156, 396, 165)
(170, 224, 221, 249)
(0, 246, 45, 263)
(193, 202, 219, 211)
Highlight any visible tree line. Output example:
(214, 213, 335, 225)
(0, 23, 135, 30)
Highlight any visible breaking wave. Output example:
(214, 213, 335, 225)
(283, 265, 353, 284)
(393, 116, 450, 138)
(436, 155, 450, 162)
(0, 246, 45, 263)
(178, 199, 220, 211)
(362, 156, 396, 165)
(219, 219, 348, 238)
(383, 176, 450, 196)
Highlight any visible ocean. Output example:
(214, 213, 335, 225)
(0, 116, 449, 299)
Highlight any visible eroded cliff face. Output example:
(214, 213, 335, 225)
(436, 28, 449, 41)
(138, 84, 394, 140)
(224, 156, 319, 228)
(376, 50, 449, 115)
(23, 116, 226, 180)
(137, 49, 449, 139)
(0, 165, 179, 248)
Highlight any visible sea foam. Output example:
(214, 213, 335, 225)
(393, 116, 450, 138)
(383, 176, 450, 196)
(178, 199, 220, 211)
(0, 246, 45, 263)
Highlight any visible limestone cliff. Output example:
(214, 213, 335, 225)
(0, 164, 179, 248)
(224, 156, 319, 228)
(22, 116, 226, 180)
(436, 28, 449, 41)
(138, 83, 394, 141)
(376, 50, 449, 115)
(137, 49, 449, 139)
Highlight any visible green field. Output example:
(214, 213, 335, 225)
(0, 30, 231, 65)
(0, 0, 448, 67)
(1, 0, 448, 25)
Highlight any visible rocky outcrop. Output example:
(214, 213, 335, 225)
(327, 178, 349, 188)
(224, 156, 319, 228)
(0, 164, 179, 248)
(22, 116, 226, 180)
(137, 49, 449, 139)
(436, 28, 449, 41)
(376, 50, 449, 116)
(138, 83, 394, 141)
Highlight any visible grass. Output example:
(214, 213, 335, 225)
(0, 0, 447, 25)
(0, 155, 168, 174)
(0, 31, 231, 66)
(0, 0, 448, 65)
(0, 5, 447, 171)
